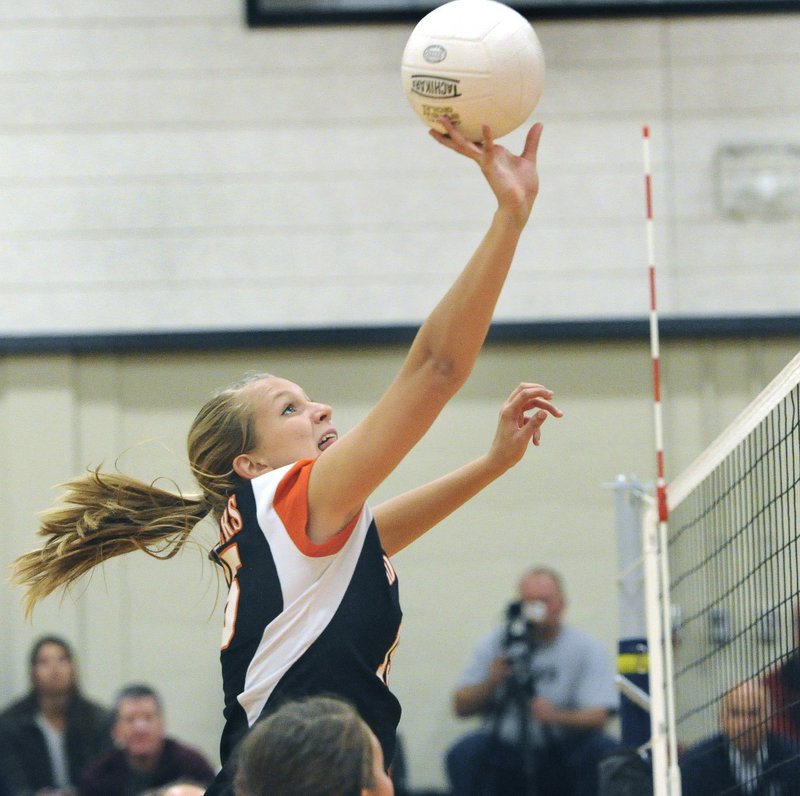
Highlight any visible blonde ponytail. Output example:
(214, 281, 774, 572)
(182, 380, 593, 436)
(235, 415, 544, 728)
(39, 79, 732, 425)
(11, 468, 211, 616)
(12, 372, 273, 615)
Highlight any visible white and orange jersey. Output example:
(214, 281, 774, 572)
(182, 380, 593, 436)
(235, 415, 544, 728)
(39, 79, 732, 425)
(211, 458, 402, 769)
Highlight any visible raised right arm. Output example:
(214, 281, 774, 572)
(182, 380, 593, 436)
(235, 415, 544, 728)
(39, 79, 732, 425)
(306, 122, 545, 543)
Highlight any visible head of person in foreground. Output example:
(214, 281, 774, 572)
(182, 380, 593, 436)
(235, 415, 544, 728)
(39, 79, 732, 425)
(234, 695, 394, 796)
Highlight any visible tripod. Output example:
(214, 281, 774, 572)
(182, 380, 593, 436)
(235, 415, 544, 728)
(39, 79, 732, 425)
(470, 632, 540, 796)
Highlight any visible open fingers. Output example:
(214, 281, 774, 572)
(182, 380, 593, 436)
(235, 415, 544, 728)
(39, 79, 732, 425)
(429, 116, 485, 159)
(430, 118, 543, 170)
(481, 123, 495, 151)
(505, 381, 550, 402)
(527, 409, 550, 446)
(520, 122, 544, 164)
(505, 383, 563, 418)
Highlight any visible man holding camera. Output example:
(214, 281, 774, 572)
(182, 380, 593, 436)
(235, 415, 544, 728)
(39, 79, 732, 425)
(445, 566, 618, 796)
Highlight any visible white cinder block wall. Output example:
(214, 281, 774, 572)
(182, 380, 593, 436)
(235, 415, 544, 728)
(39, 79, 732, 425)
(1, 1, 799, 790)
(0, 2, 798, 335)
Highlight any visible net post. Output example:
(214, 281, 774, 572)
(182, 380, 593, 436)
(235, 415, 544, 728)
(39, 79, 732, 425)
(611, 475, 651, 747)
(643, 503, 669, 795)
(657, 515, 681, 795)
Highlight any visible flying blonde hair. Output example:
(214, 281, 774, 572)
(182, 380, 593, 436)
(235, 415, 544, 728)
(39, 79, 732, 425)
(11, 372, 271, 615)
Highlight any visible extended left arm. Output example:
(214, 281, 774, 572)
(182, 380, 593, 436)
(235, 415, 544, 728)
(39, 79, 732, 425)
(373, 382, 562, 556)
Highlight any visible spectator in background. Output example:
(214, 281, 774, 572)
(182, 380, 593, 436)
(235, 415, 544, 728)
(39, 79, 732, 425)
(446, 567, 619, 796)
(233, 695, 394, 796)
(764, 602, 800, 743)
(79, 684, 214, 796)
(0, 635, 112, 796)
(680, 679, 800, 796)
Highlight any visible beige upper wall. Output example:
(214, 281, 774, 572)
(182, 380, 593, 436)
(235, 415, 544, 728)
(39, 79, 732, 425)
(0, 3, 798, 334)
(3, 336, 799, 789)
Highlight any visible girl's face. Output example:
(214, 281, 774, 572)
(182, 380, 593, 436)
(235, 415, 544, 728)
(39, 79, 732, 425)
(363, 732, 394, 796)
(236, 377, 338, 476)
(32, 642, 74, 696)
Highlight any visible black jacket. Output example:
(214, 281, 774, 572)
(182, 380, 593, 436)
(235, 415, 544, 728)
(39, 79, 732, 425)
(680, 732, 800, 796)
(79, 738, 215, 796)
(0, 691, 112, 796)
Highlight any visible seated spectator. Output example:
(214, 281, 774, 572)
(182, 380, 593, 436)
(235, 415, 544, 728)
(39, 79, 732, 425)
(764, 602, 800, 742)
(680, 679, 800, 796)
(234, 695, 394, 796)
(80, 684, 214, 796)
(446, 566, 619, 796)
(0, 635, 112, 796)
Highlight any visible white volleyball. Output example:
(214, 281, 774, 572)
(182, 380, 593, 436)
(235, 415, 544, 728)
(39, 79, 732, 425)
(401, 0, 545, 141)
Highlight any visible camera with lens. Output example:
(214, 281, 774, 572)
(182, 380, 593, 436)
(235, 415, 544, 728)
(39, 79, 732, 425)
(502, 600, 546, 694)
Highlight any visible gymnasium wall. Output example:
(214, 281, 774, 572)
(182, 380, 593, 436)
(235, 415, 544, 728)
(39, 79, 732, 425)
(0, 1, 798, 337)
(3, 338, 800, 790)
(1, 1, 799, 791)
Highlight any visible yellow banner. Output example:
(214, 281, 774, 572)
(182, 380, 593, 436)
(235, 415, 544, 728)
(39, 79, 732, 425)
(617, 652, 649, 674)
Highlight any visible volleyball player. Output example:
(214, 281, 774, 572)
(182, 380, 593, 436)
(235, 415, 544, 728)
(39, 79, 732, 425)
(13, 118, 562, 794)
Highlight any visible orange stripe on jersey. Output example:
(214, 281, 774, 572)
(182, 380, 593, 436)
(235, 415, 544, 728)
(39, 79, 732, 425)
(274, 459, 360, 558)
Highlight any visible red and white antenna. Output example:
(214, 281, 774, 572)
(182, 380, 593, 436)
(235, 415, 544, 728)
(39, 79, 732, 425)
(641, 125, 681, 796)
(642, 126, 668, 526)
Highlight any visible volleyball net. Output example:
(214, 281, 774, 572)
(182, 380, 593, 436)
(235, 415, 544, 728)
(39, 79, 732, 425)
(645, 352, 800, 796)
